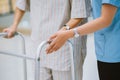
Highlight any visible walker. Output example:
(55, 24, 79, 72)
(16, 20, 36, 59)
(0, 32, 75, 80)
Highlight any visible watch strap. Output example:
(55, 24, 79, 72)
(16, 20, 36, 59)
(73, 28, 80, 38)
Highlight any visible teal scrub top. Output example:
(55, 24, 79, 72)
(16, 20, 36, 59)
(92, 0, 120, 63)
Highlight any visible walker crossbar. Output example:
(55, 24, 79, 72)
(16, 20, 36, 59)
(0, 51, 35, 60)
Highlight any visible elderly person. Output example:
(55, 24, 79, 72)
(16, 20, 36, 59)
(3, 0, 91, 80)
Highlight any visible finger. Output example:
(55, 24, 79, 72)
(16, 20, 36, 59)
(46, 42, 55, 53)
(47, 50, 54, 54)
(51, 44, 59, 52)
(54, 46, 60, 52)
(47, 46, 57, 54)
(49, 34, 57, 40)
(8, 32, 13, 38)
(47, 39, 61, 53)
(48, 44, 61, 54)
(46, 45, 54, 53)
(47, 34, 57, 44)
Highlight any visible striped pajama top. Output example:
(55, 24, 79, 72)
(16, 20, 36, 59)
(16, 0, 91, 71)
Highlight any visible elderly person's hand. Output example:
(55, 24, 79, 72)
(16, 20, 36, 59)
(3, 25, 17, 38)
(46, 29, 74, 53)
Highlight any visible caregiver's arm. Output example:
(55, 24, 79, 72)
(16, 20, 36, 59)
(3, 7, 25, 38)
(46, 4, 117, 53)
(75, 4, 117, 36)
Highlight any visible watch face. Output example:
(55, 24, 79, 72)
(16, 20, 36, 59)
(64, 25, 70, 30)
(66, 26, 70, 30)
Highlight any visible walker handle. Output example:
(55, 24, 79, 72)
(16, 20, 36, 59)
(0, 32, 19, 37)
(0, 32, 7, 37)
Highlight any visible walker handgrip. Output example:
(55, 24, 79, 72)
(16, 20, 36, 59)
(0, 32, 8, 37)
(0, 32, 19, 37)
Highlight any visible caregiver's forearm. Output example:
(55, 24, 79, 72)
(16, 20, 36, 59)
(73, 4, 117, 36)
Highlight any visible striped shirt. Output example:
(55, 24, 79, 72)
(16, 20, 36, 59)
(16, 0, 91, 71)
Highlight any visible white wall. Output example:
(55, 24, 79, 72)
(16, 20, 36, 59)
(83, 34, 99, 80)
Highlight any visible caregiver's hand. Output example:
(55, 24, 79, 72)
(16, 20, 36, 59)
(46, 29, 74, 54)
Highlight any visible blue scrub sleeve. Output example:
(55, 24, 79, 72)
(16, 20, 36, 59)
(102, 0, 120, 7)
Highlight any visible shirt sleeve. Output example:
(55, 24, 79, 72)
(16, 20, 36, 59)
(102, 0, 120, 7)
(16, 0, 30, 11)
(70, 0, 91, 18)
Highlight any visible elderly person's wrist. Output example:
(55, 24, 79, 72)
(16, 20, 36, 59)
(61, 24, 71, 31)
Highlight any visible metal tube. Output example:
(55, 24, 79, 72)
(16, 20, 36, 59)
(0, 51, 35, 60)
(17, 32, 28, 80)
(35, 41, 48, 80)
(0, 33, 7, 37)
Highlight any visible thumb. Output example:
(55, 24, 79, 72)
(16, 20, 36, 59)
(49, 34, 57, 40)
(47, 34, 57, 43)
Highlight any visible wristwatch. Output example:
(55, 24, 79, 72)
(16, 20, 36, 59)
(73, 28, 80, 38)
(64, 24, 70, 30)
